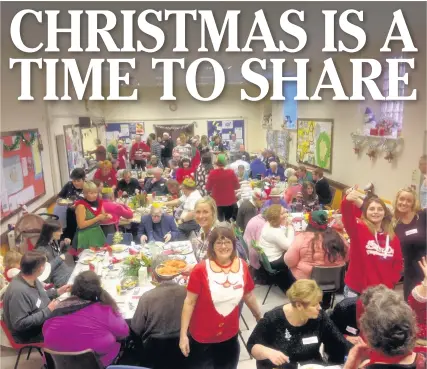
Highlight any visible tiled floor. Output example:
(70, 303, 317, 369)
(0, 284, 342, 369)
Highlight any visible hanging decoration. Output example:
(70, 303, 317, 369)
(350, 132, 367, 155)
(382, 138, 402, 163)
(366, 138, 385, 160)
(3, 131, 37, 151)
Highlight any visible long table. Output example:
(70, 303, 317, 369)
(65, 241, 197, 319)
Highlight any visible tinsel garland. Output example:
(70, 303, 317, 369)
(3, 132, 37, 151)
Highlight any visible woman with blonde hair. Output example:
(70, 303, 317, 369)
(248, 279, 351, 367)
(93, 160, 118, 188)
(341, 186, 403, 298)
(284, 175, 302, 204)
(393, 186, 426, 300)
(259, 205, 295, 291)
(74, 181, 111, 250)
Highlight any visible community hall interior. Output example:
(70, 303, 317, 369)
(0, 2, 426, 369)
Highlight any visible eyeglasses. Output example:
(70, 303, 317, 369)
(214, 240, 233, 247)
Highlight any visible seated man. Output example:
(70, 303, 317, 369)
(130, 260, 186, 344)
(250, 154, 267, 179)
(265, 161, 285, 181)
(238, 144, 251, 163)
(144, 168, 168, 195)
(138, 206, 179, 244)
(2, 251, 70, 343)
(229, 153, 250, 180)
(261, 187, 289, 211)
(236, 189, 264, 231)
(115, 170, 141, 197)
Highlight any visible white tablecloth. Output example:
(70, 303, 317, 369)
(66, 241, 196, 319)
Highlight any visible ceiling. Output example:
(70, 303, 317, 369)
(2, 1, 426, 87)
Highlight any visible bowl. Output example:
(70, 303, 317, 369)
(121, 276, 138, 290)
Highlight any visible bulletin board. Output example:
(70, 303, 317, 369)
(0, 130, 46, 222)
(105, 122, 146, 146)
(63, 125, 85, 174)
(207, 120, 245, 150)
(297, 118, 334, 172)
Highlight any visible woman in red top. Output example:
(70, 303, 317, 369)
(206, 154, 240, 222)
(176, 158, 194, 184)
(180, 226, 262, 369)
(341, 186, 403, 297)
(93, 161, 118, 188)
(117, 140, 128, 170)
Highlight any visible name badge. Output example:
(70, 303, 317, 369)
(302, 336, 319, 345)
(346, 326, 358, 335)
(36, 298, 41, 308)
(405, 229, 418, 236)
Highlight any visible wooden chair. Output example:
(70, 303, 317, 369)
(44, 348, 104, 369)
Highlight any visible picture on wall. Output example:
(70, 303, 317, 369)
(296, 118, 333, 172)
(207, 120, 245, 150)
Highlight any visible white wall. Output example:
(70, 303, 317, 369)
(101, 85, 264, 152)
(271, 53, 426, 200)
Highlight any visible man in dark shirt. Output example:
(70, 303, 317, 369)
(312, 168, 332, 205)
(144, 168, 168, 195)
(116, 170, 141, 196)
(238, 144, 251, 163)
(58, 168, 86, 199)
(161, 132, 174, 167)
(2, 251, 70, 343)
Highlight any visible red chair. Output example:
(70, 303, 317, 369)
(0, 320, 44, 369)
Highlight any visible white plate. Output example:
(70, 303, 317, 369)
(300, 365, 326, 369)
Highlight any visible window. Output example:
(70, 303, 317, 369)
(283, 81, 298, 130)
(380, 55, 405, 129)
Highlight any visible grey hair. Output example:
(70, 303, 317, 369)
(360, 284, 390, 307)
(360, 288, 417, 357)
(122, 169, 131, 177)
(150, 206, 164, 215)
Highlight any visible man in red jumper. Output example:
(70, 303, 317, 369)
(130, 135, 150, 171)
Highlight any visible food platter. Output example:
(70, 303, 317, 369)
(79, 255, 96, 265)
(121, 277, 138, 290)
(111, 244, 127, 253)
(155, 259, 187, 280)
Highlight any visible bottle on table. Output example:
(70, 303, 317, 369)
(138, 265, 148, 285)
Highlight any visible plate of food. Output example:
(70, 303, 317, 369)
(155, 241, 165, 248)
(79, 255, 96, 265)
(299, 364, 327, 369)
(155, 259, 188, 280)
(111, 244, 127, 253)
(57, 198, 73, 206)
(121, 277, 138, 290)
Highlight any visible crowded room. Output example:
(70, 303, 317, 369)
(1, 2, 426, 369)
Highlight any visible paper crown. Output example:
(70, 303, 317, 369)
(182, 178, 196, 188)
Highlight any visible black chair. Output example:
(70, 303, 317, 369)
(141, 333, 189, 369)
(44, 348, 104, 369)
(310, 265, 346, 310)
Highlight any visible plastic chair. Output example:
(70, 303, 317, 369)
(141, 333, 189, 369)
(310, 265, 346, 309)
(106, 233, 133, 246)
(0, 320, 44, 369)
(44, 348, 103, 369)
(252, 241, 280, 305)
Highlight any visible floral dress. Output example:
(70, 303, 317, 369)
(195, 164, 210, 196)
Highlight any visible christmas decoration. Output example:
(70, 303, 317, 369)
(382, 138, 400, 163)
(3, 131, 37, 151)
(376, 115, 399, 137)
(350, 133, 367, 155)
(112, 231, 124, 245)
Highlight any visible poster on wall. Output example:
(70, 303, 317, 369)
(296, 118, 333, 172)
(266, 130, 291, 164)
(207, 120, 245, 150)
(1, 130, 46, 221)
(105, 122, 146, 147)
(63, 125, 85, 174)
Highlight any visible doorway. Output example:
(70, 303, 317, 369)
(154, 123, 195, 143)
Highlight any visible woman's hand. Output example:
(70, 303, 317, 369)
(64, 238, 71, 246)
(57, 284, 71, 296)
(346, 185, 361, 203)
(343, 342, 370, 369)
(182, 264, 195, 276)
(179, 335, 190, 357)
(418, 256, 427, 280)
(266, 348, 289, 366)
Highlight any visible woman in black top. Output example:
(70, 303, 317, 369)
(35, 220, 74, 288)
(248, 280, 351, 368)
(393, 187, 427, 300)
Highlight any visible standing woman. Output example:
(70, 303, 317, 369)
(206, 154, 240, 221)
(393, 187, 426, 300)
(74, 182, 111, 250)
(195, 153, 213, 197)
(341, 186, 403, 297)
(117, 140, 128, 170)
(179, 226, 262, 369)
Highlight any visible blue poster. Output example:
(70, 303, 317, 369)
(207, 120, 245, 150)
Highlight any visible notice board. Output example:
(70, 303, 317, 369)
(105, 122, 146, 146)
(207, 119, 245, 150)
(1, 129, 46, 221)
